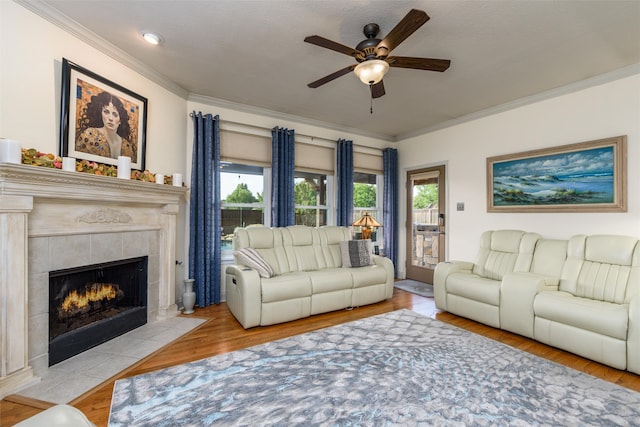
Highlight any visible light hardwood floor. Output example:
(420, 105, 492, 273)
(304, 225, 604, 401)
(2, 289, 639, 426)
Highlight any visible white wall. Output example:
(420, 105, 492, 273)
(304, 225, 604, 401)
(1, 1, 189, 302)
(0, 1, 188, 174)
(397, 74, 640, 276)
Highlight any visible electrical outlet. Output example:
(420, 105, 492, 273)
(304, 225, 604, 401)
(457, 202, 465, 211)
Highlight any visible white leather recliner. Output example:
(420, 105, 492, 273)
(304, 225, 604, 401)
(533, 235, 640, 373)
(434, 230, 541, 328)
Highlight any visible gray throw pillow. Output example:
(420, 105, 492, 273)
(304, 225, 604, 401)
(340, 240, 374, 268)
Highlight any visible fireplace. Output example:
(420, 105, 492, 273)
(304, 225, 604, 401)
(1, 163, 184, 398)
(48, 256, 148, 365)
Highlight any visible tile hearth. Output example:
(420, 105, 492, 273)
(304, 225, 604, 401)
(18, 316, 205, 404)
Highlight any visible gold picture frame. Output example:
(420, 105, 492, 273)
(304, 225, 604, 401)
(487, 136, 627, 213)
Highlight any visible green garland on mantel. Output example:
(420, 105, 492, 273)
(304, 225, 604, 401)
(20, 148, 173, 184)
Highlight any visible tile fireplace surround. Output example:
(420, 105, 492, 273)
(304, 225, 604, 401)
(0, 163, 187, 398)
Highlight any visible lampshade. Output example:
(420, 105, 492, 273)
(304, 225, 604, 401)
(353, 60, 389, 85)
(352, 212, 382, 228)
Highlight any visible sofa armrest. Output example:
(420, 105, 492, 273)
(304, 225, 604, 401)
(372, 255, 395, 299)
(433, 261, 474, 310)
(225, 264, 262, 329)
(628, 296, 640, 375)
(500, 271, 559, 338)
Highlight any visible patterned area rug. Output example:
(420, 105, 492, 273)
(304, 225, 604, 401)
(394, 279, 434, 297)
(108, 310, 640, 426)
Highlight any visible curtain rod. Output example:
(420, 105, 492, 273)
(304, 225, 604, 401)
(188, 113, 383, 153)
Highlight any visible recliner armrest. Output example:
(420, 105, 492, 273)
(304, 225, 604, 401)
(372, 255, 395, 299)
(500, 271, 559, 338)
(225, 264, 262, 328)
(433, 261, 474, 310)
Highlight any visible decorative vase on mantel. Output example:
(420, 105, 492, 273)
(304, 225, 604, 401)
(182, 278, 196, 315)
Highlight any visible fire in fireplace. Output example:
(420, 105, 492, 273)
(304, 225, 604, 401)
(48, 256, 148, 365)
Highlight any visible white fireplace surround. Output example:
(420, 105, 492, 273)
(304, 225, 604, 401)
(0, 163, 187, 397)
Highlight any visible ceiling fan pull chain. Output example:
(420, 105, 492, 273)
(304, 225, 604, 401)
(370, 87, 373, 114)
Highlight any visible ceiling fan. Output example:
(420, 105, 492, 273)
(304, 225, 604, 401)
(304, 9, 451, 99)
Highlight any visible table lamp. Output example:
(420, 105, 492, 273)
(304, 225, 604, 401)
(352, 212, 381, 240)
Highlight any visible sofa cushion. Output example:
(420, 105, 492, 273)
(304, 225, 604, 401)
(350, 265, 388, 288)
(340, 240, 374, 268)
(491, 230, 526, 253)
(234, 227, 292, 274)
(472, 230, 539, 281)
(281, 226, 322, 272)
(446, 273, 501, 306)
(234, 226, 277, 249)
(560, 234, 639, 304)
(534, 291, 628, 340)
(234, 247, 275, 278)
(575, 261, 631, 303)
(308, 269, 353, 293)
(529, 239, 568, 277)
(253, 247, 286, 276)
(260, 272, 312, 303)
(319, 226, 352, 268)
(585, 235, 638, 266)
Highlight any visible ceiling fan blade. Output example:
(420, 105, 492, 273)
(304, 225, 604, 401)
(307, 64, 357, 88)
(370, 80, 385, 99)
(376, 9, 430, 57)
(304, 35, 362, 58)
(387, 56, 451, 72)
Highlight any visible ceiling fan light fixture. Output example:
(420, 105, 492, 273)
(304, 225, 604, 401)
(354, 59, 389, 85)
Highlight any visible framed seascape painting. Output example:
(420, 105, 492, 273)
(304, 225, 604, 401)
(59, 58, 147, 170)
(487, 136, 627, 213)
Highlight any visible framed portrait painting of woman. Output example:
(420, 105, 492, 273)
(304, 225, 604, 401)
(59, 58, 147, 170)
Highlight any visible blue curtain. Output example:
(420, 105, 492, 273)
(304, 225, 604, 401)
(271, 127, 295, 227)
(189, 112, 221, 306)
(336, 139, 353, 227)
(383, 148, 398, 274)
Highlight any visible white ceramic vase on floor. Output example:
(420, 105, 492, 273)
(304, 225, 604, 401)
(182, 279, 196, 314)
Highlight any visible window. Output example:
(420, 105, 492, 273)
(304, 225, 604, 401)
(294, 171, 328, 227)
(353, 172, 382, 244)
(220, 163, 265, 255)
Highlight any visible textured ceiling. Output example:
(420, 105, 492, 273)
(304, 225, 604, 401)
(28, 0, 640, 141)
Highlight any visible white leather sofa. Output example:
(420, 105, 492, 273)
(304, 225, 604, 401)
(225, 225, 394, 329)
(433, 230, 541, 328)
(435, 231, 640, 374)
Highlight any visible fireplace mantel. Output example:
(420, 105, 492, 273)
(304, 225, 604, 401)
(0, 163, 188, 397)
(0, 163, 184, 204)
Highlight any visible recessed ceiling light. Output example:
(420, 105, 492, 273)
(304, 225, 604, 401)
(142, 32, 163, 45)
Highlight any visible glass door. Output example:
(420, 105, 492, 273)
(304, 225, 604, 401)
(406, 165, 446, 284)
